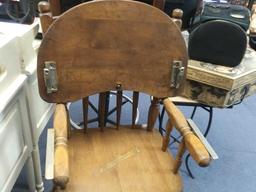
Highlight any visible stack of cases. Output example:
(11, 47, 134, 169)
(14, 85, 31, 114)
(183, 47, 256, 108)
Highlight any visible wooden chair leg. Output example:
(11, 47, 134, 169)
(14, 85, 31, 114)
(173, 139, 186, 174)
(147, 97, 160, 131)
(98, 93, 107, 131)
(82, 97, 89, 133)
(132, 91, 139, 129)
(162, 119, 173, 151)
(116, 90, 123, 130)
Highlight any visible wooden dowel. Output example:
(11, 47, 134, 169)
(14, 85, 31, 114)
(132, 91, 139, 129)
(153, 0, 166, 10)
(82, 97, 89, 133)
(171, 9, 183, 29)
(64, 104, 71, 139)
(162, 119, 173, 151)
(116, 90, 123, 130)
(49, 0, 61, 16)
(98, 93, 107, 131)
(53, 104, 69, 189)
(147, 97, 160, 131)
(38, 1, 54, 35)
(172, 139, 186, 174)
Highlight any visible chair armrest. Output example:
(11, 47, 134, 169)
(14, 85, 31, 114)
(163, 98, 211, 167)
(53, 104, 69, 189)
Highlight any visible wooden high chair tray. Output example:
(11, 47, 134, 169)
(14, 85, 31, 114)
(37, 0, 187, 103)
(62, 127, 182, 192)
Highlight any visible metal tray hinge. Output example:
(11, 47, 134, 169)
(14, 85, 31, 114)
(44, 61, 58, 94)
(170, 60, 185, 88)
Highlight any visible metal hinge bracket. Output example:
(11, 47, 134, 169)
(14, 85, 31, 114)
(44, 61, 58, 94)
(170, 60, 185, 88)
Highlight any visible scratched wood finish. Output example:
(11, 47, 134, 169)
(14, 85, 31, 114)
(55, 127, 182, 192)
(37, 0, 188, 103)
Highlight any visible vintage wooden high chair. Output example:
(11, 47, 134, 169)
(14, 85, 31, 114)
(37, 0, 211, 191)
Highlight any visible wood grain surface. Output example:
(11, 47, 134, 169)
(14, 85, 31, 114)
(37, 0, 187, 103)
(59, 127, 182, 192)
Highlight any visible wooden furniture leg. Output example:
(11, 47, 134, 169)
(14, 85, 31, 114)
(116, 90, 123, 130)
(162, 119, 174, 151)
(82, 97, 89, 133)
(98, 93, 107, 131)
(173, 139, 186, 174)
(147, 97, 160, 131)
(25, 155, 36, 192)
(132, 91, 139, 128)
(32, 145, 44, 192)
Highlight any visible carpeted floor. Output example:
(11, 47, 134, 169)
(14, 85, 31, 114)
(12, 92, 256, 192)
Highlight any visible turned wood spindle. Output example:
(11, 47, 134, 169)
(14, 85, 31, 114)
(64, 104, 71, 139)
(38, 1, 54, 35)
(132, 91, 139, 129)
(171, 9, 183, 29)
(53, 104, 69, 189)
(162, 119, 173, 151)
(98, 92, 107, 131)
(82, 97, 89, 133)
(49, 0, 61, 16)
(172, 139, 186, 174)
(147, 97, 160, 131)
(116, 90, 123, 130)
(153, 0, 166, 11)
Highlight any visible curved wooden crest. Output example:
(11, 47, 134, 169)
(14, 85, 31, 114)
(37, 0, 188, 103)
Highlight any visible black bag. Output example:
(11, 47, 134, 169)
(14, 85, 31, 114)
(0, 0, 34, 24)
(188, 20, 247, 67)
(191, 2, 251, 31)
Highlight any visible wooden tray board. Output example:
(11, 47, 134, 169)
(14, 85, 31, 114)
(37, 0, 187, 103)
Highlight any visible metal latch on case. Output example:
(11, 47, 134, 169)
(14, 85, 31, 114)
(44, 61, 58, 94)
(170, 60, 185, 88)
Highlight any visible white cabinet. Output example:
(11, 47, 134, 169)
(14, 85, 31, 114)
(0, 20, 54, 141)
(0, 20, 54, 191)
(0, 35, 21, 96)
(0, 75, 35, 192)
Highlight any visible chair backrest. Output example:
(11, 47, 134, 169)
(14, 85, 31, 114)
(37, 0, 188, 103)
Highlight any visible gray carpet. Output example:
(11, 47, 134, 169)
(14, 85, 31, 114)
(13, 93, 256, 192)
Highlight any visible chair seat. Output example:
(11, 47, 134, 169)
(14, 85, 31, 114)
(64, 126, 183, 192)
